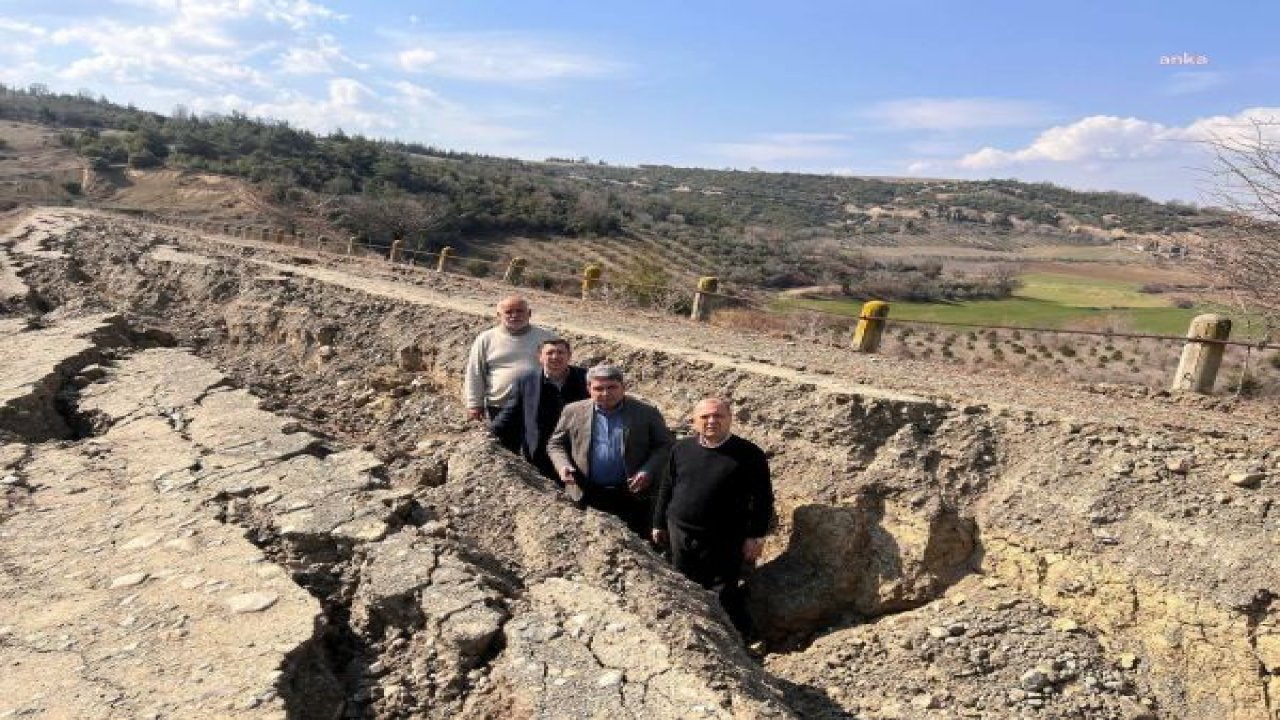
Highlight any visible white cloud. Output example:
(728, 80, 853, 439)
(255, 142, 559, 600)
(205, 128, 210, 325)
(958, 108, 1280, 171)
(276, 34, 366, 75)
(398, 48, 440, 71)
(900, 107, 1280, 201)
(25, 0, 353, 95)
(394, 32, 620, 82)
(0, 41, 40, 61)
(708, 133, 850, 165)
(194, 78, 394, 134)
(960, 116, 1169, 169)
(58, 42, 271, 88)
(388, 80, 532, 147)
(866, 97, 1051, 131)
(1174, 107, 1280, 143)
(328, 77, 370, 107)
(115, 0, 343, 31)
(391, 80, 451, 109)
(0, 18, 49, 37)
(0, 60, 55, 86)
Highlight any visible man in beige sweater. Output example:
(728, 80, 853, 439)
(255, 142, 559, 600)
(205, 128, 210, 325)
(463, 296, 556, 442)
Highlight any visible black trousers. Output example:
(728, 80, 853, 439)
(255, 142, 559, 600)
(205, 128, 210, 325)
(582, 484, 652, 539)
(668, 524, 752, 635)
(527, 446, 560, 483)
(485, 406, 522, 455)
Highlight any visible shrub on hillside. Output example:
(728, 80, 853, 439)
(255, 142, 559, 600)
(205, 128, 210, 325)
(463, 259, 491, 277)
(128, 149, 161, 169)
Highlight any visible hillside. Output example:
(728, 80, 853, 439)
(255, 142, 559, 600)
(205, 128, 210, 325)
(0, 84, 1226, 296)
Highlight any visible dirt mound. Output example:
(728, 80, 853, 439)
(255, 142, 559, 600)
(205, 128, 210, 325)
(3, 207, 1279, 719)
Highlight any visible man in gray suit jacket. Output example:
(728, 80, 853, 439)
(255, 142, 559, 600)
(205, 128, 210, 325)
(546, 364, 674, 538)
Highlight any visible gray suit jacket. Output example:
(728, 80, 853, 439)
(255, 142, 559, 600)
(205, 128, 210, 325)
(546, 397, 673, 487)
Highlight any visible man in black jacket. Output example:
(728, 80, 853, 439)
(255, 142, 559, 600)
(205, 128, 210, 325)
(652, 397, 773, 634)
(491, 338, 589, 479)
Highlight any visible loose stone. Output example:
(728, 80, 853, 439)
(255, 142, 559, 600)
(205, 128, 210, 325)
(227, 592, 279, 614)
(109, 572, 150, 589)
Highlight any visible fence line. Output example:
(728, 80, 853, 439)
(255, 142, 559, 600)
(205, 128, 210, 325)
(80, 210, 1280, 394)
(700, 288, 1280, 350)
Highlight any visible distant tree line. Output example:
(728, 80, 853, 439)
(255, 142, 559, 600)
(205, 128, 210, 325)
(0, 82, 1219, 292)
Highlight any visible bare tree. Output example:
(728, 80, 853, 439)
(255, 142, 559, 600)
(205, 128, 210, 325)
(340, 192, 451, 248)
(1200, 118, 1280, 337)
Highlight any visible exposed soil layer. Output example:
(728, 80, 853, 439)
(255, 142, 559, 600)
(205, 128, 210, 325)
(3, 208, 1279, 719)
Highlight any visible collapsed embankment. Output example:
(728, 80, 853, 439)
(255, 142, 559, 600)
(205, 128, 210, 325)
(4, 208, 1279, 719)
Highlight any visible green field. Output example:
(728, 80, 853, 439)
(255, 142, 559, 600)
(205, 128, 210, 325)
(777, 272, 1246, 337)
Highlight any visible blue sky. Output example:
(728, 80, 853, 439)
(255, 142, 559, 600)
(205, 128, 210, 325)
(1, 0, 1277, 201)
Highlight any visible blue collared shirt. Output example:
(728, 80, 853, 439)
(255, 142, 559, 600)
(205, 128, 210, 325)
(588, 402, 627, 487)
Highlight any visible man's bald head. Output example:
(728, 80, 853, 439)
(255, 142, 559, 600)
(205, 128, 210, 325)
(495, 295, 532, 332)
(691, 397, 733, 444)
(693, 397, 732, 416)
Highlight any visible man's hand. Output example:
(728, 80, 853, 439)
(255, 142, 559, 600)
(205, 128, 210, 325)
(742, 537, 765, 564)
(467, 407, 486, 422)
(651, 528, 667, 545)
(627, 471, 651, 493)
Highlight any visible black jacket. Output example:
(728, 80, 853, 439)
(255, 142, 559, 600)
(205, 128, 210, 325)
(492, 365, 588, 457)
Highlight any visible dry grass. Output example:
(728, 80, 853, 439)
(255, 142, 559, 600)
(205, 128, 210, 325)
(710, 307, 1280, 398)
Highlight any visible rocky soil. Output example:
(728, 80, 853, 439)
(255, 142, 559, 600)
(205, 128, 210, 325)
(2, 208, 1278, 719)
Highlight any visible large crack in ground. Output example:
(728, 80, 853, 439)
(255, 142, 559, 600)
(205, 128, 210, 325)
(5, 208, 1280, 719)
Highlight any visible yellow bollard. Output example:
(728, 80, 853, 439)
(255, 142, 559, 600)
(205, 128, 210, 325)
(437, 246, 454, 273)
(1172, 314, 1232, 394)
(503, 257, 528, 285)
(690, 276, 719, 322)
(852, 300, 890, 353)
(582, 264, 602, 299)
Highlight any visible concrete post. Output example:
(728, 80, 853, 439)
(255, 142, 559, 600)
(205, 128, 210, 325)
(389, 236, 403, 264)
(852, 300, 890, 353)
(346, 236, 357, 255)
(691, 276, 719, 322)
(273, 229, 285, 245)
(437, 246, 454, 273)
(1172, 314, 1232, 394)
(582, 264, 602, 299)
(503, 257, 528, 285)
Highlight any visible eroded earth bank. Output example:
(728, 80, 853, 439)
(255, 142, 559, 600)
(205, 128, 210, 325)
(2, 209, 1278, 720)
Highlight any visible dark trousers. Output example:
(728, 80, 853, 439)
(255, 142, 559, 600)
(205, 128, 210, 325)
(669, 524, 752, 635)
(528, 446, 560, 483)
(486, 406, 522, 454)
(583, 485, 652, 539)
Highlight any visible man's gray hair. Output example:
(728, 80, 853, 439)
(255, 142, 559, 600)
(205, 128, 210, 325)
(586, 364, 625, 384)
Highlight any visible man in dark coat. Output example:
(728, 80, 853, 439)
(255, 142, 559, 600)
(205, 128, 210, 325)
(652, 397, 773, 634)
(491, 338, 588, 479)
(546, 364, 673, 537)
